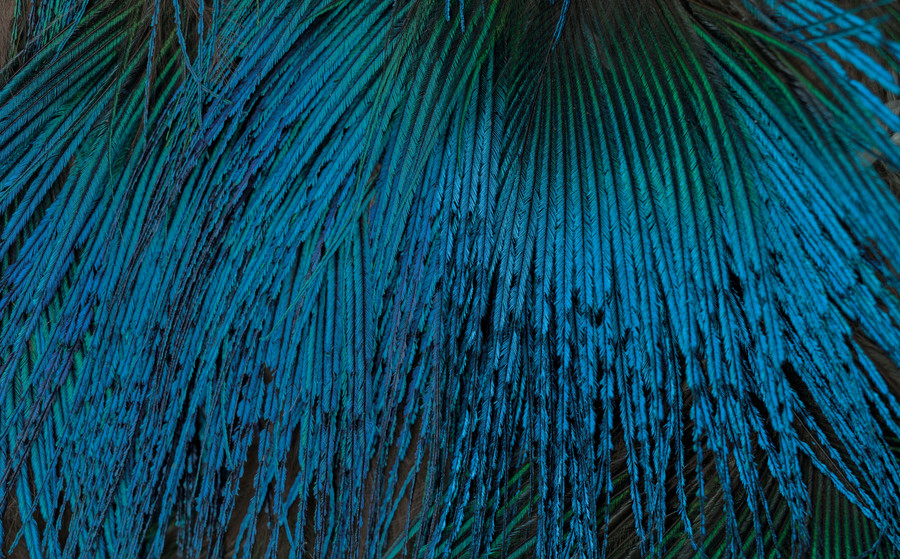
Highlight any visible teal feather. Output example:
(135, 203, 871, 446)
(3, 0, 900, 557)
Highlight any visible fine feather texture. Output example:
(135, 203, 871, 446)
(2, 0, 900, 557)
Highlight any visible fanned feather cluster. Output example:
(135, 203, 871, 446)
(3, 0, 900, 557)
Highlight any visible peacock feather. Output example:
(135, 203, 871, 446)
(2, 0, 900, 557)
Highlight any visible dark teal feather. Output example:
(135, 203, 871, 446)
(3, 0, 900, 557)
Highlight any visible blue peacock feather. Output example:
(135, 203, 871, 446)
(2, 0, 900, 557)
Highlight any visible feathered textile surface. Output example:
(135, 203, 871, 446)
(3, 0, 900, 557)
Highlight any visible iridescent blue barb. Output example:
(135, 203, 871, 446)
(2, 1, 900, 557)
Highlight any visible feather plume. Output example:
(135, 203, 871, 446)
(3, 0, 900, 557)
